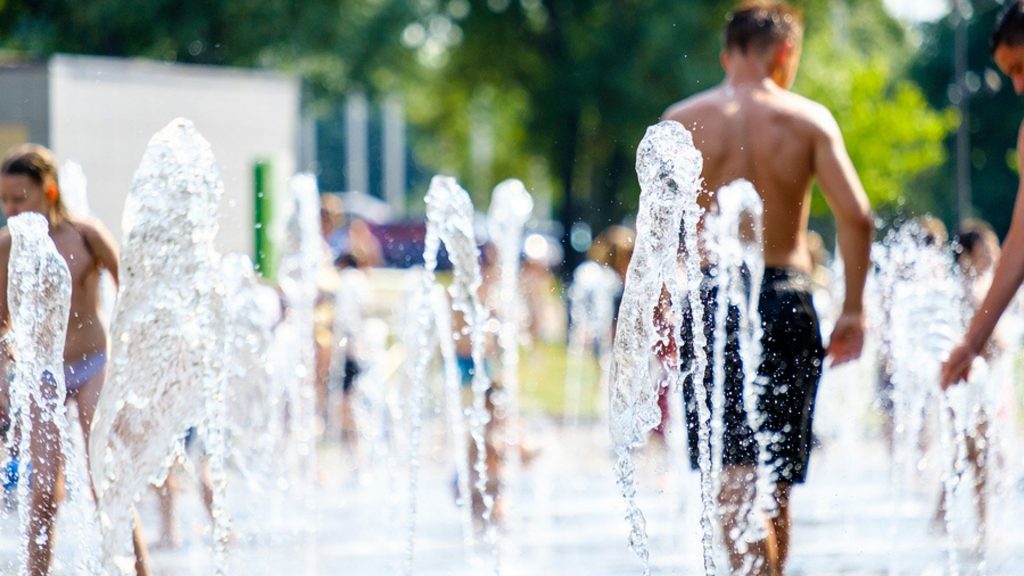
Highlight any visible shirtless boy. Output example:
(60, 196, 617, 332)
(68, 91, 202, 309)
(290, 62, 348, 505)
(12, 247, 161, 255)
(662, 2, 873, 573)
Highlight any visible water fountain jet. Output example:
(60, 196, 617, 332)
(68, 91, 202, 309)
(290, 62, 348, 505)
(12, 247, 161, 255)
(4, 212, 72, 576)
(609, 120, 711, 575)
(88, 118, 230, 575)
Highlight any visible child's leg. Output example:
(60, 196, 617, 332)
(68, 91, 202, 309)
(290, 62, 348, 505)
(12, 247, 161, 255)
(76, 369, 153, 575)
(27, 386, 65, 576)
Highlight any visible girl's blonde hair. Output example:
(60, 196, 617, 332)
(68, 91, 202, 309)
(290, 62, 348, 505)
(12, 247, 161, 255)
(1, 143, 68, 225)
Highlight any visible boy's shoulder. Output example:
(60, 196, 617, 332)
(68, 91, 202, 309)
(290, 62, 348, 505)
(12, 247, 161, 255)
(662, 86, 726, 126)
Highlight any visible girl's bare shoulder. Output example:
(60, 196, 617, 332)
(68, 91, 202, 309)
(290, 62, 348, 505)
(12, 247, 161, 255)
(66, 215, 116, 249)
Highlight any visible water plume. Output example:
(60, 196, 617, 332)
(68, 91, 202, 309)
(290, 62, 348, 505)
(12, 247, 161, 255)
(88, 118, 229, 575)
(487, 179, 533, 442)
(879, 221, 971, 575)
(704, 179, 773, 544)
(4, 212, 72, 576)
(221, 253, 281, 486)
(424, 175, 499, 570)
(276, 174, 323, 489)
(609, 120, 711, 575)
(564, 261, 620, 426)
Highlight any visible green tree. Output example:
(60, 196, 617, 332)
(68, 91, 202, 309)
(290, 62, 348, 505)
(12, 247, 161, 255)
(400, 0, 955, 264)
(0, 0, 417, 102)
(400, 0, 740, 264)
(795, 5, 957, 228)
(0, 0, 960, 250)
(910, 0, 1024, 237)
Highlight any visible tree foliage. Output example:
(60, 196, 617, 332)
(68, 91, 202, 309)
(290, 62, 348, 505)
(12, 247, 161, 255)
(795, 5, 957, 221)
(399, 0, 725, 223)
(402, 0, 956, 250)
(0, 0, 961, 245)
(910, 0, 1024, 237)
(0, 0, 416, 102)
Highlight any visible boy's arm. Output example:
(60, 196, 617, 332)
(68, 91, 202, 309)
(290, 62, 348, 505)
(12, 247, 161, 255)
(812, 112, 874, 364)
(942, 124, 1024, 388)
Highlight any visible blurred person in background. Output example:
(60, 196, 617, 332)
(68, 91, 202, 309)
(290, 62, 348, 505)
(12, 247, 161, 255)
(935, 219, 1006, 545)
(520, 234, 565, 344)
(943, 0, 1024, 389)
(316, 196, 344, 434)
(588, 225, 635, 293)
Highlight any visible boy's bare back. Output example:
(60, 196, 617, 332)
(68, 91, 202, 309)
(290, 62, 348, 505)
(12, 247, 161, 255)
(663, 80, 865, 272)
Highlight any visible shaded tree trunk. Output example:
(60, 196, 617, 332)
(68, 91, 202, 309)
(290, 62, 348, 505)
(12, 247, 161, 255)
(556, 110, 582, 278)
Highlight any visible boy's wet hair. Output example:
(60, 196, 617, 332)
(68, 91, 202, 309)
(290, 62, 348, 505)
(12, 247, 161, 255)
(993, 0, 1024, 53)
(725, 1, 803, 55)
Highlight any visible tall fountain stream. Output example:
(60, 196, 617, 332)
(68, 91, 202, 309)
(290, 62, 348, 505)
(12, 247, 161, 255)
(608, 120, 713, 575)
(3, 213, 73, 575)
(88, 119, 231, 575)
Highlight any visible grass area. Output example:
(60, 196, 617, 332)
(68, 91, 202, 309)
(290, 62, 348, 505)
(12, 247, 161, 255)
(518, 341, 604, 419)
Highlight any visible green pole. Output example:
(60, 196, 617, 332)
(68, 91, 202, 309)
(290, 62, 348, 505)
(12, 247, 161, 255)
(254, 160, 276, 280)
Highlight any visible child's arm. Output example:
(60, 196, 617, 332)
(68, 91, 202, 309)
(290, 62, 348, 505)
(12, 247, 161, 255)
(79, 218, 120, 286)
(0, 230, 13, 361)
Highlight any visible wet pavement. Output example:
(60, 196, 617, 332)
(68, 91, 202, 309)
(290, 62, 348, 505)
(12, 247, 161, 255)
(0, 404, 1021, 575)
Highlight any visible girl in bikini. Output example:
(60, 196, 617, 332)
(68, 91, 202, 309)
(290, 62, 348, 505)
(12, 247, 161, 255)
(0, 144, 150, 576)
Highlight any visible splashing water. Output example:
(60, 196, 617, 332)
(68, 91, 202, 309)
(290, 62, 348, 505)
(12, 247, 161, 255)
(399, 269, 479, 569)
(424, 175, 499, 569)
(221, 253, 282, 487)
(879, 221, 972, 575)
(703, 179, 774, 547)
(399, 270, 438, 575)
(3, 213, 72, 576)
(277, 173, 323, 490)
(88, 118, 230, 575)
(487, 179, 532, 487)
(564, 261, 621, 426)
(430, 282, 475, 547)
(608, 120, 712, 575)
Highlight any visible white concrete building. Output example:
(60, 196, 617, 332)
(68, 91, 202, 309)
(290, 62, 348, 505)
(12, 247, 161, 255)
(0, 54, 304, 256)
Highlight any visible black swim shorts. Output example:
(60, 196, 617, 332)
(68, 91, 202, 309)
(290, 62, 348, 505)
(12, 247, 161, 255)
(681, 267, 825, 485)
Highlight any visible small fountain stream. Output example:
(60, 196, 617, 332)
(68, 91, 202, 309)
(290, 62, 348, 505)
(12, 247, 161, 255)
(277, 174, 323, 491)
(486, 179, 533, 454)
(880, 221, 973, 575)
(564, 261, 621, 427)
(423, 175, 499, 572)
(702, 179, 773, 548)
(221, 253, 282, 486)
